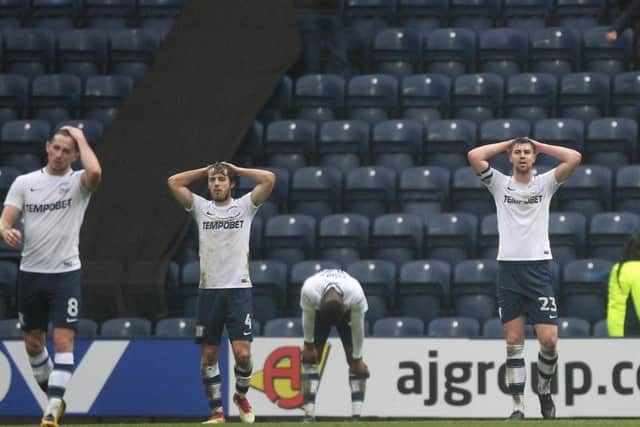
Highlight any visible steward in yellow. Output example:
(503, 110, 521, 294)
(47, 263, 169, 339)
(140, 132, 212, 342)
(608, 235, 640, 337)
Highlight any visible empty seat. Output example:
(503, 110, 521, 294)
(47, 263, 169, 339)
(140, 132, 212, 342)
(317, 120, 370, 173)
(341, 0, 394, 50)
(615, 166, 640, 212)
(236, 167, 289, 220)
(424, 212, 477, 263)
(558, 72, 610, 122)
(557, 317, 591, 337)
(233, 121, 264, 167)
(398, 166, 450, 217)
(479, 119, 531, 173)
(29, 74, 82, 128)
(452, 73, 503, 123)
(263, 214, 316, 265)
(589, 212, 640, 261)
(101, 317, 152, 337)
(554, 0, 606, 30)
(264, 120, 316, 173)
(585, 117, 637, 168)
(532, 119, 584, 167)
(317, 214, 370, 265)
(549, 212, 587, 265)
(505, 73, 557, 123)
(138, 0, 184, 36)
(0, 75, 28, 128)
(249, 260, 288, 324)
(109, 29, 161, 82)
(371, 28, 421, 77)
(155, 317, 195, 338)
(530, 27, 580, 77)
(0, 120, 50, 172)
(452, 259, 498, 322)
(451, 167, 494, 216)
(346, 74, 398, 124)
(31, 0, 79, 29)
(259, 76, 292, 123)
(0, 260, 18, 305)
(57, 30, 108, 80)
(294, 74, 345, 124)
(592, 319, 607, 337)
(288, 260, 341, 315)
(478, 213, 498, 259)
(75, 318, 99, 338)
(371, 213, 423, 264)
(84, 0, 136, 29)
(343, 166, 397, 218)
(347, 259, 396, 323)
(398, 260, 450, 325)
(502, 0, 553, 30)
(399, 74, 450, 126)
(423, 28, 476, 78)
(0, 318, 21, 338)
(263, 317, 303, 337)
(582, 27, 634, 76)
(424, 119, 476, 169)
(289, 166, 342, 219)
(612, 72, 640, 121)
(478, 28, 529, 78)
(3, 29, 54, 78)
(396, 0, 447, 33)
(373, 317, 424, 337)
(83, 75, 134, 127)
(428, 316, 480, 337)
(371, 119, 423, 172)
(483, 318, 535, 338)
(449, 0, 500, 30)
(0, 0, 25, 28)
(555, 165, 612, 218)
(561, 259, 612, 322)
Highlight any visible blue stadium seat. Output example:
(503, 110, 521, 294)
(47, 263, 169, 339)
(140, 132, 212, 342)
(549, 212, 587, 266)
(264, 120, 316, 173)
(399, 74, 450, 126)
(478, 28, 529, 78)
(423, 28, 476, 78)
(101, 317, 152, 337)
(341, 0, 394, 48)
(290, 166, 342, 220)
(30, 0, 79, 29)
(235, 167, 289, 220)
(249, 260, 288, 324)
(615, 166, 640, 212)
(424, 119, 476, 170)
(558, 72, 610, 122)
(451, 167, 494, 216)
(483, 318, 535, 338)
(84, 0, 136, 29)
(371, 28, 421, 77)
(180, 260, 199, 288)
(263, 317, 303, 337)
(83, 75, 134, 127)
(0, 318, 21, 338)
(532, 119, 584, 167)
(0, 120, 50, 172)
(55, 119, 104, 149)
(138, 0, 183, 36)
(3, 29, 54, 78)
(347, 259, 396, 323)
(371, 119, 423, 172)
(259, 76, 292, 123)
(73, 318, 99, 338)
(317, 120, 369, 174)
(555, 165, 612, 218)
(29, 74, 82, 128)
(155, 317, 195, 338)
(249, 216, 262, 259)
(396, 0, 447, 33)
(346, 74, 398, 124)
(371, 213, 423, 264)
(582, 27, 634, 76)
(502, 0, 553, 31)
(452, 259, 498, 322)
(263, 214, 316, 265)
(343, 166, 397, 218)
(57, 30, 108, 80)
(233, 121, 264, 167)
(424, 212, 477, 264)
(449, 0, 500, 30)
(479, 119, 531, 173)
(317, 214, 370, 265)
(588, 212, 640, 261)
(585, 118, 637, 168)
(0, 75, 28, 129)
(557, 317, 591, 337)
(478, 213, 498, 259)
(373, 317, 424, 337)
(612, 72, 640, 122)
(0, 0, 25, 28)
(398, 166, 450, 217)
(109, 29, 161, 82)
(288, 260, 341, 315)
(592, 319, 607, 337)
(452, 73, 503, 124)
(428, 316, 480, 337)
(560, 259, 612, 322)
(554, 0, 606, 31)
(530, 27, 580, 77)
(397, 260, 450, 325)
(505, 73, 557, 123)
(0, 260, 18, 306)
(294, 74, 345, 124)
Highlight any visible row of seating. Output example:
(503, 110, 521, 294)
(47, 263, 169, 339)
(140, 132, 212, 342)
(0, 316, 611, 339)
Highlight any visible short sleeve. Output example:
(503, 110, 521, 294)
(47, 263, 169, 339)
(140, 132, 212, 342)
(188, 193, 206, 216)
(237, 192, 259, 216)
(4, 176, 25, 210)
(480, 167, 507, 194)
(538, 169, 562, 195)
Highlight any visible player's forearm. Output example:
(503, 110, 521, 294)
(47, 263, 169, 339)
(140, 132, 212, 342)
(167, 167, 208, 189)
(468, 140, 513, 162)
(350, 310, 365, 359)
(302, 309, 315, 343)
(533, 141, 582, 163)
(235, 167, 275, 185)
(76, 136, 102, 183)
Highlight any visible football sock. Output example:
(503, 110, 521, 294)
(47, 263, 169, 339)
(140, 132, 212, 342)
(29, 348, 53, 393)
(506, 344, 525, 413)
(302, 362, 319, 417)
(45, 352, 73, 417)
(234, 359, 253, 396)
(201, 361, 222, 413)
(349, 372, 368, 417)
(537, 348, 558, 395)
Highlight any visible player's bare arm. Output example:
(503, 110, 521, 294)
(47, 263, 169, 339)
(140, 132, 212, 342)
(63, 126, 102, 192)
(167, 166, 210, 209)
(528, 138, 582, 182)
(467, 139, 515, 174)
(0, 205, 22, 247)
(221, 162, 275, 206)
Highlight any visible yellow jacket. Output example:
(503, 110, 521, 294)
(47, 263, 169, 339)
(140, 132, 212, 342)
(607, 261, 640, 337)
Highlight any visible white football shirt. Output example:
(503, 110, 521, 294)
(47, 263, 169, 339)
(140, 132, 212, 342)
(4, 169, 92, 273)
(482, 168, 562, 261)
(188, 192, 258, 289)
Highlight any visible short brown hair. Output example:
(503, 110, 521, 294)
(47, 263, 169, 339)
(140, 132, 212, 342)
(508, 137, 536, 153)
(207, 162, 237, 185)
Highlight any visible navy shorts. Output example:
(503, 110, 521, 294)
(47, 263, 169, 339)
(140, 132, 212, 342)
(17, 270, 82, 332)
(314, 310, 353, 354)
(497, 261, 559, 325)
(195, 288, 253, 345)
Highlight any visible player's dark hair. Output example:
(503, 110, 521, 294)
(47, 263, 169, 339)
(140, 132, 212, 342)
(208, 162, 237, 185)
(319, 291, 345, 326)
(616, 234, 640, 284)
(51, 128, 79, 151)
(508, 137, 536, 154)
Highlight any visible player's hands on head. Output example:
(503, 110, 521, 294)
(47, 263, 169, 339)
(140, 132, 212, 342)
(1, 228, 22, 247)
(220, 161, 239, 172)
(60, 125, 84, 140)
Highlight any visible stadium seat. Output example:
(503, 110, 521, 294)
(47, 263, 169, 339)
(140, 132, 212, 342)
(83, 75, 134, 127)
(235, 167, 289, 220)
(101, 317, 152, 337)
(155, 317, 195, 338)
(423, 28, 476, 78)
(370, 213, 423, 264)
(451, 167, 494, 216)
(554, 0, 606, 30)
(341, 0, 394, 49)
(502, 0, 552, 31)
(57, 30, 109, 80)
(3, 29, 54, 78)
(263, 214, 316, 265)
(557, 317, 591, 337)
(233, 121, 264, 167)
(138, 0, 184, 36)
(343, 166, 397, 218)
(452, 259, 498, 323)
(615, 166, 640, 212)
(29, 74, 82, 128)
(317, 120, 370, 174)
(396, 0, 447, 33)
(346, 74, 398, 124)
(0, 318, 21, 338)
(561, 259, 612, 322)
(549, 212, 587, 265)
(398, 166, 450, 217)
(399, 74, 450, 126)
(585, 118, 637, 168)
(478, 213, 498, 259)
(249, 260, 288, 324)
(582, 27, 634, 76)
(30, 0, 79, 29)
(289, 166, 342, 219)
(294, 74, 345, 124)
(483, 318, 535, 338)
(612, 72, 640, 122)
(532, 119, 584, 167)
(0, 0, 25, 28)
(109, 29, 161, 82)
(371, 119, 423, 172)
(478, 28, 529, 78)
(397, 260, 450, 325)
(424, 212, 477, 264)
(371, 28, 421, 77)
(505, 73, 557, 123)
(452, 73, 503, 124)
(259, 76, 292, 123)
(0, 260, 18, 305)
(555, 165, 612, 218)
(588, 212, 640, 261)
(479, 119, 531, 173)
(530, 27, 580, 77)
(449, 0, 500, 30)
(424, 119, 476, 170)
(428, 316, 480, 337)
(592, 319, 607, 337)
(0, 120, 50, 172)
(75, 318, 99, 338)
(0, 75, 28, 130)
(558, 72, 610, 122)
(317, 214, 370, 265)
(263, 317, 303, 337)
(373, 317, 424, 337)
(347, 259, 396, 323)
(84, 0, 136, 29)
(264, 120, 316, 173)
(288, 260, 341, 315)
